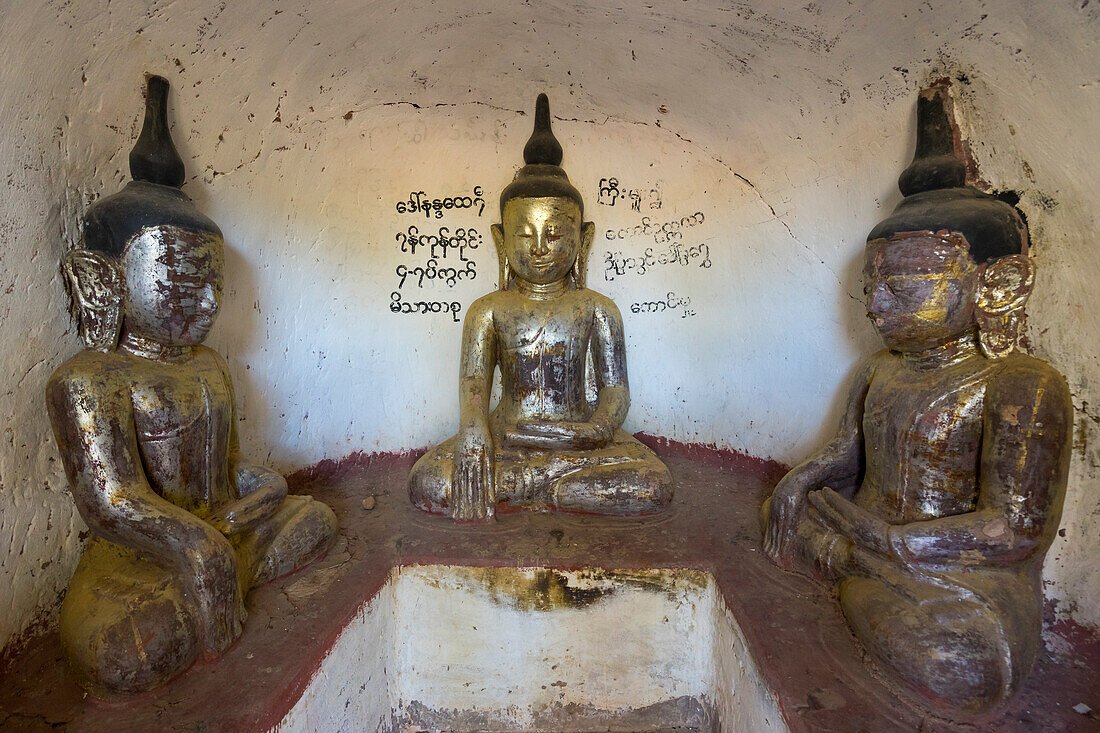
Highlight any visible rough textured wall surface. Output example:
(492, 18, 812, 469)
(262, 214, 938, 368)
(1, 0, 1096, 651)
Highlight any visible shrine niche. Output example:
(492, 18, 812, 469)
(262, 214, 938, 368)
(0, 3, 1094, 727)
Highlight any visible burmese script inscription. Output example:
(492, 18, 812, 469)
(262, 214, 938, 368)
(390, 188, 488, 322)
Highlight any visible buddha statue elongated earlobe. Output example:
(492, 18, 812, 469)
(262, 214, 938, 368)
(572, 221, 595, 289)
(63, 249, 122, 352)
(490, 223, 511, 291)
(976, 254, 1035, 358)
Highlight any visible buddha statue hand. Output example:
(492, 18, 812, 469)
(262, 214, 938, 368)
(807, 488, 892, 557)
(507, 417, 615, 451)
(209, 468, 288, 536)
(182, 524, 247, 654)
(452, 422, 496, 520)
(763, 472, 815, 567)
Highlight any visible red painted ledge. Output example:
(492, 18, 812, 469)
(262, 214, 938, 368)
(0, 439, 1096, 732)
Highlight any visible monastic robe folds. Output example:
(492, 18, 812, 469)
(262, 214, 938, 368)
(129, 348, 237, 515)
(828, 349, 1072, 703)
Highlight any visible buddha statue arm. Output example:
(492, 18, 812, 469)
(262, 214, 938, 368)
(46, 367, 246, 653)
(886, 364, 1073, 567)
(458, 298, 498, 433)
(808, 362, 1072, 573)
(585, 297, 630, 434)
(513, 297, 627, 450)
(208, 351, 287, 535)
(454, 297, 498, 519)
(764, 355, 880, 565)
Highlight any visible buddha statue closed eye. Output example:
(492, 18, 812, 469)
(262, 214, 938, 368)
(761, 82, 1072, 715)
(46, 76, 338, 697)
(408, 94, 673, 520)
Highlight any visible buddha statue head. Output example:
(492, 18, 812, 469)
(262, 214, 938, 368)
(865, 81, 1033, 359)
(64, 75, 224, 353)
(491, 93, 595, 291)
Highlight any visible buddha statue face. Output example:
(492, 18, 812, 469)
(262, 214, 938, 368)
(864, 232, 980, 352)
(498, 196, 586, 285)
(121, 227, 225, 345)
(865, 230, 1035, 356)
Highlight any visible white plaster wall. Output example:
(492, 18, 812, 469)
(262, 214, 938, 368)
(1, 0, 1097, 649)
(389, 566, 715, 727)
(711, 594, 786, 732)
(277, 577, 395, 733)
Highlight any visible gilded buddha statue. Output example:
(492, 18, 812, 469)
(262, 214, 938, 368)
(46, 76, 338, 696)
(409, 94, 673, 520)
(762, 82, 1072, 714)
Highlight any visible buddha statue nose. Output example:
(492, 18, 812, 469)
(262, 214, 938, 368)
(868, 282, 893, 314)
(531, 228, 550, 257)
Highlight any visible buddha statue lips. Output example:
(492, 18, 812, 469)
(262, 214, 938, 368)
(408, 94, 673, 520)
(761, 82, 1071, 715)
(46, 76, 338, 697)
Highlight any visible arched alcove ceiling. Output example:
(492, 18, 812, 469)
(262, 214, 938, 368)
(72, 0, 1087, 185)
(54, 1, 1087, 197)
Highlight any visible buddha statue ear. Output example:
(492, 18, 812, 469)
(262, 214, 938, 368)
(63, 249, 123, 352)
(490, 223, 511, 291)
(572, 221, 595, 289)
(975, 253, 1034, 359)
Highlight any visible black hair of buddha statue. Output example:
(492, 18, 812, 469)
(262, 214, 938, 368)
(867, 81, 1028, 264)
(499, 93, 585, 214)
(81, 75, 221, 258)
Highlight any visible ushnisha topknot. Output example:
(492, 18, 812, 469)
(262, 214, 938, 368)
(129, 75, 186, 188)
(500, 93, 584, 213)
(522, 93, 563, 166)
(867, 80, 1027, 264)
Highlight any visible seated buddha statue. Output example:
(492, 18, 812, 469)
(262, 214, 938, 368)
(46, 76, 338, 697)
(409, 94, 672, 520)
(762, 83, 1072, 714)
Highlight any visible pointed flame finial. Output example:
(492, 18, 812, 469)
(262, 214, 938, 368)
(522, 93, 564, 166)
(129, 75, 186, 187)
(867, 79, 1027, 264)
(897, 82, 968, 196)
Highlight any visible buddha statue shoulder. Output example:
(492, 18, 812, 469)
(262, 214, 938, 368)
(46, 76, 338, 697)
(761, 82, 1072, 715)
(409, 94, 673, 520)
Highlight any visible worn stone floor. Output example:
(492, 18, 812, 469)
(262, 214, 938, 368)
(0, 438, 1097, 732)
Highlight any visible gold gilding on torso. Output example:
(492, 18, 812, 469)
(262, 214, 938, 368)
(495, 295, 593, 422)
(860, 354, 997, 522)
(127, 348, 234, 515)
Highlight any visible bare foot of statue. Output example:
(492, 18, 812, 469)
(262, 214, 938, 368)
(409, 94, 672, 520)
